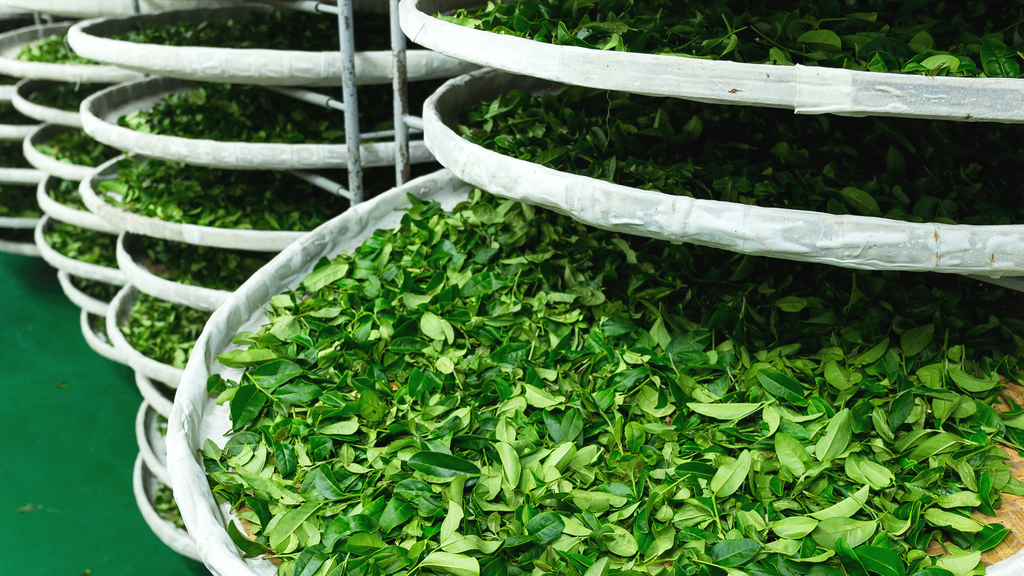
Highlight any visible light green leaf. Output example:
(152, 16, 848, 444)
(924, 509, 983, 533)
(421, 552, 480, 576)
(809, 485, 869, 520)
(815, 408, 852, 462)
(711, 450, 752, 498)
(687, 402, 763, 420)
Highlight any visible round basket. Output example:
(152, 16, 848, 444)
(424, 69, 1024, 278)
(402, 0, 1024, 124)
(12, 78, 82, 127)
(69, 4, 478, 87)
(37, 175, 120, 234)
(135, 371, 174, 419)
(165, 169, 470, 575)
(0, 21, 143, 83)
(24, 124, 98, 181)
(58, 270, 110, 316)
(136, 401, 169, 485)
(80, 307, 126, 364)
(132, 454, 200, 561)
(34, 214, 125, 284)
(81, 155, 307, 251)
(82, 76, 435, 170)
(117, 232, 231, 313)
(106, 284, 184, 387)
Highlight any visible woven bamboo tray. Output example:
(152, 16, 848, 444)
(922, 383, 1024, 565)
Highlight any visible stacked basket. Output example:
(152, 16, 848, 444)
(0, 20, 141, 361)
(59, 0, 474, 561)
(0, 26, 44, 258)
(155, 2, 1024, 576)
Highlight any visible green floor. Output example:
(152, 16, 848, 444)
(0, 252, 211, 576)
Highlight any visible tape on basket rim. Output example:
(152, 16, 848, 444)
(83, 156, 308, 251)
(37, 175, 120, 234)
(0, 21, 144, 83)
(81, 76, 437, 170)
(403, 0, 1024, 123)
(106, 284, 185, 387)
(165, 169, 471, 576)
(13, 78, 82, 128)
(24, 124, 96, 181)
(79, 306, 126, 365)
(34, 215, 127, 285)
(69, 3, 478, 87)
(423, 68, 1024, 277)
(116, 231, 231, 313)
(58, 270, 110, 316)
(132, 454, 200, 562)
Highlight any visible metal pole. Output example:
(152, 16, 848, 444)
(289, 170, 355, 201)
(390, 0, 411, 185)
(264, 86, 346, 112)
(132, 0, 141, 14)
(337, 0, 363, 203)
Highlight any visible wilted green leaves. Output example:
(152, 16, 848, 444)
(121, 293, 211, 368)
(460, 86, 1024, 227)
(443, 0, 1024, 78)
(205, 192, 1024, 576)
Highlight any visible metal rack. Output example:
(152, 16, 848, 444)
(248, 0, 421, 202)
(34, 0, 422, 203)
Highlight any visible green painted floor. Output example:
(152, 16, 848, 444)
(0, 252, 211, 576)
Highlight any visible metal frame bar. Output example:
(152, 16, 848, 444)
(260, 0, 339, 15)
(336, 0, 363, 203)
(264, 86, 346, 112)
(259, 0, 421, 200)
(289, 170, 355, 202)
(390, 0, 411, 184)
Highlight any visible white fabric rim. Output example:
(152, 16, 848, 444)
(25, 124, 97, 181)
(35, 215, 126, 284)
(83, 156, 308, 251)
(107, 284, 186, 387)
(69, 4, 477, 87)
(0, 213, 39, 229)
(37, 175, 120, 233)
(133, 454, 201, 561)
(117, 232, 232, 313)
(403, 0, 1024, 123)
(2, 0, 381, 19)
(0, 237, 39, 257)
(79, 307, 127, 364)
(166, 169, 470, 576)
(0, 22, 143, 83)
(424, 69, 1024, 278)
(136, 401, 170, 486)
(81, 76, 436, 170)
(0, 167, 44, 184)
(0, 121, 37, 141)
(58, 270, 110, 316)
(13, 78, 82, 127)
(136, 371, 174, 419)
